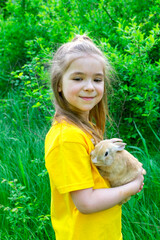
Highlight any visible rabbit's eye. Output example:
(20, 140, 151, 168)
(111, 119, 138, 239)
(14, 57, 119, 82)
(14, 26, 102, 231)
(104, 151, 108, 157)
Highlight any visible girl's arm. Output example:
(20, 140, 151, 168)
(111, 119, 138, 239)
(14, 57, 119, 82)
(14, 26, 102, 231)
(70, 172, 144, 214)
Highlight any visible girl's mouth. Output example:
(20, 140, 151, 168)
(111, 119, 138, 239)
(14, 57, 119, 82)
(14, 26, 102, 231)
(80, 96, 95, 101)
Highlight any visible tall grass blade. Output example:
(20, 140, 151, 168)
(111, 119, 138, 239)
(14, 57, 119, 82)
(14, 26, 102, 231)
(148, 122, 160, 142)
(134, 122, 149, 158)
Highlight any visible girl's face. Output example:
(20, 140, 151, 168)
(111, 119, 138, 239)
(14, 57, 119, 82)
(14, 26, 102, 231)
(58, 56, 104, 120)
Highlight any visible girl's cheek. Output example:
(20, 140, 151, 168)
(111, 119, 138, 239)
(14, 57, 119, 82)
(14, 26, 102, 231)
(98, 86, 104, 95)
(70, 88, 79, 95)
(70, 85, 82, 94)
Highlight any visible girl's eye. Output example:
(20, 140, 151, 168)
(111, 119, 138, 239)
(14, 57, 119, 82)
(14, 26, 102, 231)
(73, 77, 83, 81)
(94, 78, 102, 82)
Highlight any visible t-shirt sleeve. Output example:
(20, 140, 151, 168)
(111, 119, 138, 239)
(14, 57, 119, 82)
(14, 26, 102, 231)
(46, 137, 94, 194)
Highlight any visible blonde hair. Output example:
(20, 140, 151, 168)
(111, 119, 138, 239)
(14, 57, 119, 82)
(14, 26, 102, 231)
(50, 34, 112, 143)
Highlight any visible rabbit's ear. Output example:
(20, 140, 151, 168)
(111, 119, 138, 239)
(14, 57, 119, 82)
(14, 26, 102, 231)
(107, 138, 123, 143)
(114, 142, 126, 151)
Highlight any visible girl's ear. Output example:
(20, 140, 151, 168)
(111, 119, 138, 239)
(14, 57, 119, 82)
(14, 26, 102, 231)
(58, 83, 62, 92)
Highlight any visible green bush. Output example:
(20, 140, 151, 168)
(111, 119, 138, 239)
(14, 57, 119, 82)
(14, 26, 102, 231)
(10, 56, 55, 121)
(104, 18, 160, 142)
(0, 0, 74, 90)
(1, 179, 52, 240)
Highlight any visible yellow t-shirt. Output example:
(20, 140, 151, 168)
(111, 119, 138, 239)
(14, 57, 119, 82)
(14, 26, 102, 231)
(45, 120, 122, 240)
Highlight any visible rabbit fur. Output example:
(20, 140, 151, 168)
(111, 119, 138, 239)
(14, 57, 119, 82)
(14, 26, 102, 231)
(91, 138, 146, 203)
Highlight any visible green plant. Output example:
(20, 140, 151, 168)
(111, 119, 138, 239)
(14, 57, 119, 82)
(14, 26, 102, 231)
(1, 179, 53, 240)
(0, 91, 55, 239)
(103, 17, 160, 143)
(10, 56, 55, 121)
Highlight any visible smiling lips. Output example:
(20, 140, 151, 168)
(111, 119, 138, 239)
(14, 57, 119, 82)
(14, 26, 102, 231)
(80, 96, 95, 101)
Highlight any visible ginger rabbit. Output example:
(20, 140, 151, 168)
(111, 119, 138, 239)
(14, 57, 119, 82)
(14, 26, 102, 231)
(91, 138, 146, 203)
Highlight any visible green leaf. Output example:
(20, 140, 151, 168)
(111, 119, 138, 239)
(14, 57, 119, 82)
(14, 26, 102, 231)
(32, 102, 41, 108)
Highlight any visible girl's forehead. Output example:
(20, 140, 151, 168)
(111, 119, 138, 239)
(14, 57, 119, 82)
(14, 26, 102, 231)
(62, 56, 105, 80)
(65, 54, 105, 71)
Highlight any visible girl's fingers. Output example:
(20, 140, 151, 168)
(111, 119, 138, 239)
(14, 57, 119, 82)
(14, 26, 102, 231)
(138, 183, 144, 192)
(142, 168, 146, 175)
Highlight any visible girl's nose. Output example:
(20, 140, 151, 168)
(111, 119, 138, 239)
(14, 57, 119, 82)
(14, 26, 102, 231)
(84, 80, 94, 91)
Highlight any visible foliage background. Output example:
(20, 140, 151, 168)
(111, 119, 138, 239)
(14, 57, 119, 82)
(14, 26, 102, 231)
(0, 0, 160, 239)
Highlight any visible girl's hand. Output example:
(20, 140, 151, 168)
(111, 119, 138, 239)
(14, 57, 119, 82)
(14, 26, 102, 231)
(70, 168, 145, 214)
(127, 169, 145, 196)
(138, 182, 144, 192)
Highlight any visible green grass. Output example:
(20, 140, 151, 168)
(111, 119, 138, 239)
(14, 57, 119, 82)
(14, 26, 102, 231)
(0, 92, 55, 240)
(0, 91, 160, 239)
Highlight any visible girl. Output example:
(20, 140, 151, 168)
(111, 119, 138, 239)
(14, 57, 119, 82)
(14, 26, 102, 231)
(45, 35, 144, 240)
